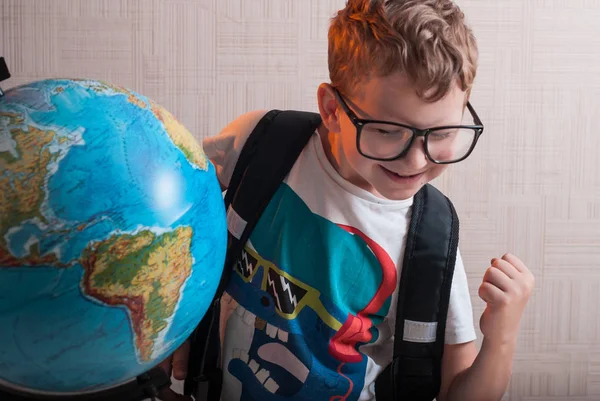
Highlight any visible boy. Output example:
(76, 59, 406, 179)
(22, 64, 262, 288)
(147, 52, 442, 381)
(160, 1, 534, 400)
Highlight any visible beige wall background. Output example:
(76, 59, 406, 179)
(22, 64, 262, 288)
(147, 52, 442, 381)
(2, 0, 600, 400)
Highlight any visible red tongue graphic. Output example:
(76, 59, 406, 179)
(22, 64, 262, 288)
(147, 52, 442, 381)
(329, 314, 372, 363)
(327, 224, 398, 364)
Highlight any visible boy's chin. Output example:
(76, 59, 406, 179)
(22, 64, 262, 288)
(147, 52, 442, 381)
(372, 182, 425, 201)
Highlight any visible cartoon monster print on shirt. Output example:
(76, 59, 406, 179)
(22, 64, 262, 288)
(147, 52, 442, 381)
(219, 184, 397, 401)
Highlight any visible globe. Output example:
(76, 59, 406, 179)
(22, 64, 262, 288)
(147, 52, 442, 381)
(0, 79, 227, 396)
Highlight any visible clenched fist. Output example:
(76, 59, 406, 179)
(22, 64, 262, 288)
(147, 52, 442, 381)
(478, 253, 535, 346)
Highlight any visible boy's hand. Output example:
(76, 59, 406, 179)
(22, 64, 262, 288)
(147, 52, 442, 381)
(478, 253, 535, 346)
(157, 340, 192, 401)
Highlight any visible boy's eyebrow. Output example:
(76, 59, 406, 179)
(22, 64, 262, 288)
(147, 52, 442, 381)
(342, 96, 407, 124)
(342, 92, 463, 128)
(375, 103, 465, 128)
(360, 105, 457, 129)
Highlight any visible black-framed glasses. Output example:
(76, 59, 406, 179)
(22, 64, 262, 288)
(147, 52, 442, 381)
(333, 87, 484, 164)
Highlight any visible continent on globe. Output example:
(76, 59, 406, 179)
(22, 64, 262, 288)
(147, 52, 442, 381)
(0, 114, 56, 266)
(71, 79, 208, 171)
(150, 100, 208, 171)
(80, 227, 194, 362)
(68, 79, 148, 110)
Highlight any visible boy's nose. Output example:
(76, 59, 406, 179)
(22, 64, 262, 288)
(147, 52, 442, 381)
(398, 137, 429, 171)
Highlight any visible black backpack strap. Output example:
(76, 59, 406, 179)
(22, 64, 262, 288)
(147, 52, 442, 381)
(375, 183, 459, 401)
(184, 110, 322, 400)
(223, 109, 322, 271)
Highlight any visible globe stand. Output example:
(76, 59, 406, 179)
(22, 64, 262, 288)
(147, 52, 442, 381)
(0, 366, 172, 401)
(0, 56, 10, 96)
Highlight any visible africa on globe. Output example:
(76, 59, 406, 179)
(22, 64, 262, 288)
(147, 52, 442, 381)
(0, 78, 227, 396)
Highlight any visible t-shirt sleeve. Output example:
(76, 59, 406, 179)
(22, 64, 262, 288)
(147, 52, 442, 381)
(202, 109, 269, 189)
(444, 247, 478, 344)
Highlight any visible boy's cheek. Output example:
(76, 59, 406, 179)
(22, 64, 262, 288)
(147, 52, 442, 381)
(436, 148, 455, 161)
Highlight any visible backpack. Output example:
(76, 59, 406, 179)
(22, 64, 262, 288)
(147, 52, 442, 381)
(184, 110, 460, 401)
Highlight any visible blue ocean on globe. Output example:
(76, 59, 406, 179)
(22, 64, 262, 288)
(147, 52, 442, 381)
(0, 79, 227, 395)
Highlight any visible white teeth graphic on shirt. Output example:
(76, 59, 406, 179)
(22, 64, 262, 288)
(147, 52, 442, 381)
(235, 305, 289, 342)
(231, 349, 280, 394)
(258, 343, 309, 384)
(232, 348, 250, 364)
(231, 304, 307, 393)
(235, 304, 258, 326)
(265, 323, 289, 342)
(264, 323, 288, 342)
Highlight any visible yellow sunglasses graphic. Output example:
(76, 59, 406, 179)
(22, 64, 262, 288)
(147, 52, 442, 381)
(234, 246, 343, 332)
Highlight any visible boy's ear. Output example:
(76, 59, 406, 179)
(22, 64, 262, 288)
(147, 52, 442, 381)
(317, 83, 342, 133)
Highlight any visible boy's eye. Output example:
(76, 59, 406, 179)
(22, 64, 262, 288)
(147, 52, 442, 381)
(371, 127, 395, 135)
(364, 124, 411, 137)
(429, 131, 452, 140)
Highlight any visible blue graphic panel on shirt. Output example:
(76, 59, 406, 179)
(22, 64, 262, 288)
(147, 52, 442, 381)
(224, 183, 397, 401)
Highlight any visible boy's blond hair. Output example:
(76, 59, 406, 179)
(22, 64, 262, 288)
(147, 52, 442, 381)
(328, 0, 478, 102)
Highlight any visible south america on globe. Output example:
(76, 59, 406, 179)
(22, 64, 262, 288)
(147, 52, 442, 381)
(0, 78, 227, 396)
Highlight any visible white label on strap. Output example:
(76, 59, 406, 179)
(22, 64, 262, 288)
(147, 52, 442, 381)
(226, 206, 247, 240)
(403, 320, 438, 343)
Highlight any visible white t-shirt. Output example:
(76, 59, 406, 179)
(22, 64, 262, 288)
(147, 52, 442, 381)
(202, 110, 476, 401)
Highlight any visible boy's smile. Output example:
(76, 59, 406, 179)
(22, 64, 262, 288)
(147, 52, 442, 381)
(379, 166, 425, 186)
